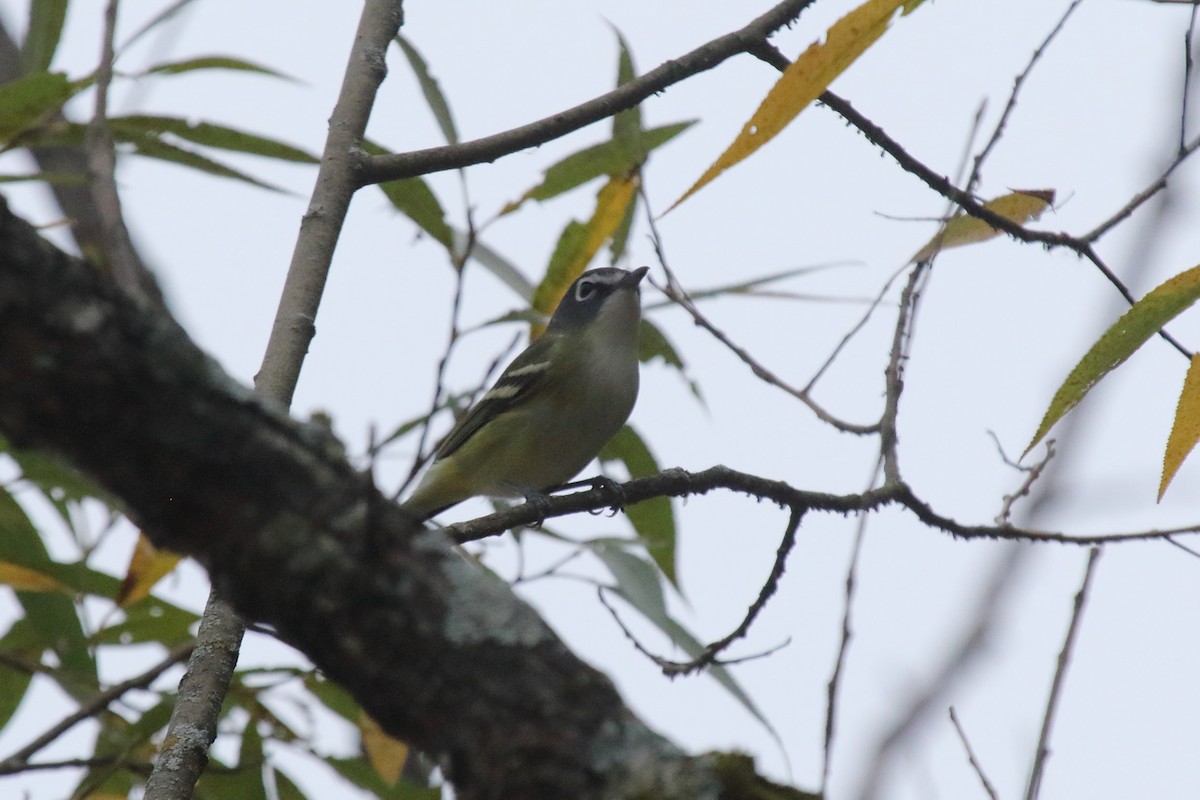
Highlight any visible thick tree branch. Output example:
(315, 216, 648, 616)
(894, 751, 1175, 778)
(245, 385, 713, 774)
(0, 197, 808, 800)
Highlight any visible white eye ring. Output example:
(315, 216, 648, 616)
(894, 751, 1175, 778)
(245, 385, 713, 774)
(575, 280, 596, 301)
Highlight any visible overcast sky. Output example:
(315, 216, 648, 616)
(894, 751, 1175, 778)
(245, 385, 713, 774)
(1, 1, 1199, 799)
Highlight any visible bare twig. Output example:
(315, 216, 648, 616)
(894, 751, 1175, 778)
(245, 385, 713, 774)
(855, 544, 1027, 800)
(441, 464, 1200, 547)
(1182, 5, 1199, 152)
(821, 461, 876, 794)
(145, 2, 405, 797)
(83, 0, 160, 309)
(879, 264, 926, 485)
(996, 440, 1056, 525)
(359, 0, 817, 184)
(967, 0, 1084, 192)
(0, 642, 193, 773)
(1025, 547, 1103, 800)
(949, 707, 1001, 800)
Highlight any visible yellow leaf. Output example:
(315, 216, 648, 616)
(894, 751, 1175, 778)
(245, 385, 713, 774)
(116, 533, 181, 607)
(670, 0, 926, 211)
(911, 189, 1056, 262)
(360, 712, 408, 786)
(531, 174, 638, 338)
(1160, 354, 1200, 500)
(1027, 263, 1200, 458)
(0, 561, 71, 593)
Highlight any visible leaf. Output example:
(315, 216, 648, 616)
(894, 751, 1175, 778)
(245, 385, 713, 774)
(0, 560, 72, 593)
(92, 596, 199, 647)
(502, 122, 692, 215)
(395, 36, 459, 145)
(611, 29, 643, 159)
(141, 55, 297, 82)
(1027, 263, 1200, 457)
(0, 618, 38, 731)
(671, 0, 926, 210)
(453, 228, 535, 301)
(531, 175, 638, 336)
(597, 426, 678, 588)
(327, 756, 440, 799)
(126, 134, 286, 192)
(910, 189, 1056, 262)
(0, 71, 75, 146)
(0, 489, 97, 698)
(1160, 354, 1200, 500)
(109, 115, 318, 163)
(116, 533, 182, 607)
(589, 541, 775, 733)
(22, 0, 68, 72)
(364, 139, 454, 248)
(361, 712, 408, 787)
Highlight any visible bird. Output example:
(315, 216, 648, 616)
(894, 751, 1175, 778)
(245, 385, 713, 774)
(401, 266, 650, 520)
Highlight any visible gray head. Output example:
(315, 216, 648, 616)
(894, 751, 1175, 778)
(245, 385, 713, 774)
(546, 266, 650, 332)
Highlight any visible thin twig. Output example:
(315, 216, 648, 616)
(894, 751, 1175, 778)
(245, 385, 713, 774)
(821, 459, 876, 794)
(996, 440, 1056, 526)
(359, 0, 818, 184)
(855, 544, 1027, 800)
(949, 707, 1001, 800)
(1182, 5, 1199, 153)
(967, 0, 1084, 192)
(0, 642, 193, 772)
(1025, 547, 1103, 800)
(879, 264, 926, 485)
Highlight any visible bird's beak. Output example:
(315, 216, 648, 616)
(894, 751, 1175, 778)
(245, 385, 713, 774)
(623, 266, 650, 288)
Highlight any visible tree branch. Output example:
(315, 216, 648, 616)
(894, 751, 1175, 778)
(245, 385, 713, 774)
(0, 196, 808, 800)
(357, 0, 817, 184)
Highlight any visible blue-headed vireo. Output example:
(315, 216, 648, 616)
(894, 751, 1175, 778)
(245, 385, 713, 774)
(402, 266, 650, 519)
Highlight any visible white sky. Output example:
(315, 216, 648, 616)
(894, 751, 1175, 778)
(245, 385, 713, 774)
(1, 1, 1198, 799)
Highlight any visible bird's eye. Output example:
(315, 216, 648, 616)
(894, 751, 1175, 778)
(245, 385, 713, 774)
(575, 280, 596, 302)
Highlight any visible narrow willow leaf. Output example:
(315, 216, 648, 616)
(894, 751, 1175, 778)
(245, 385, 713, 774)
(110, 115, 318, 163)
(128, 135, 286, 191)
(1160, 354, 1200, 500)
(671, 0, 926, 211)
(0, 71, 74, 145)
(364, 139, 454, 248)
(0, 620, 37, 731)
(116, 533, 182, 607)
(452, 228, 535, 301)
(22, 0, 68, 72)
(598, 426, 678, 588)
(911, 189, 1055, 262)
(589, 541, 775, 732)
(361, 713, 408, 787)
(500, 122, 693, 215)
(395, 36, 459, 145)
(0, 560, 72, 593)
(1027, 263, 1200, 457)
(611, 28, 643, 157)
(141, 55, 297, 82)
(531, 175, 638, 336)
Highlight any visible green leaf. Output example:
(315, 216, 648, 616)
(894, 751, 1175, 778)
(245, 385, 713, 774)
(363, 139, 454, 248)
(271, 765, 312, 800)
(395, 36, 459, 146)
(109, 115, 318, 163)
(1, 434, 104, 527)
(303, 672, 361, 723)
(1027, 263, 1200, 456)
(141, 55, 297, 82)
(0, 71, 75, 146)
(0, 170, 87, 185)
(22, 0, 68, 72)
(589, 541, 775, 733)
(611, 29, 643, 159)
(0, 489, 97, 699)
(327, 756, 440, 800)
(503, 121, 694, 214)
(534, 220, 590, 317)
(127, 134, 287, 192)
(92, 596, 200, 647)
(0, 618, 38, 732)
(597, 425, 677, 588)
(453, 229, 535, 302)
